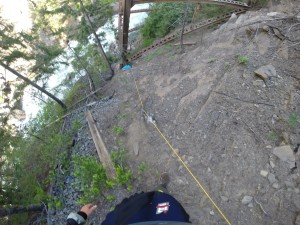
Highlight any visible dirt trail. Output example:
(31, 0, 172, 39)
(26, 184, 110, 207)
(54, 1, 300, 224)
(96, 2, 300, 224)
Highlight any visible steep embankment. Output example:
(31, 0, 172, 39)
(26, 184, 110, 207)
(53, 1, 300, 224)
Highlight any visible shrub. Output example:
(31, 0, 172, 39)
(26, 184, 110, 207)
(111, 145, 132, 188)
(238, 56, 249, 65)
(112, 125, 124, 136)
(72, 155, 109, 204)
(288, 113, 299, 128)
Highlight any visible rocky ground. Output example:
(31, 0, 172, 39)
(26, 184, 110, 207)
(50, 0, 300, 224)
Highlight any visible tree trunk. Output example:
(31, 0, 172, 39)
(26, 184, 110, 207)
(78, 0, 114, 80)
(0, 62, 67, 110)
(0, 204, 43, 217)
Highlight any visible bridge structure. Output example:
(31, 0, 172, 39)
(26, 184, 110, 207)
(118, 0, 250, 63)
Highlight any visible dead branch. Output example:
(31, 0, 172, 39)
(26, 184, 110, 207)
(254, 198, 268, 215)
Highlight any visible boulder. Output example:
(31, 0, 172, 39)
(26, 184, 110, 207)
(273, 145, 295, 169)
(254, 65, 276, 81)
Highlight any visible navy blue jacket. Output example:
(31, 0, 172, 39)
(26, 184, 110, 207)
(67, 191, 191, 225)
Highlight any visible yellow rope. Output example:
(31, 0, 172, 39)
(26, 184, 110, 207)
(133, 78, 232, 225)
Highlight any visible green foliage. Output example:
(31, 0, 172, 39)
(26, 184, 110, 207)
(106, 195, 116, 203)
(288, 113, 299, 128)
(238, 56, 249, 65)
(72, 154, 108, 204)
(0, 99, 81, 211)
(115, 166, 133, 187)
(32, 0, 114, 43)
(117, 113, 127, 121)
(141, 3, 194, 47)
(268, 130, 277, 141)
(48, 196, 63, 209)
(111, 147, 126, 167)
(72, 119, 83, 131)
(137, 162, 149, 182)
(64, 82, 85, 106)
(200, 4, 232, 19)
(137, 162, 149, 175)
(70, 42, 108, 80)
(111, 145, 132, 188)
(112, 125, 124, 136)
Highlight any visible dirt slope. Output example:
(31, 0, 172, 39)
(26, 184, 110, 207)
(53, 1, 300, 224)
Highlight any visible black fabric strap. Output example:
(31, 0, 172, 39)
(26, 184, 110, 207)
(77, 211, 87, 220)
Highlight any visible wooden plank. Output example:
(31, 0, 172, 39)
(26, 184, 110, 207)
(86, 111, 116, 178)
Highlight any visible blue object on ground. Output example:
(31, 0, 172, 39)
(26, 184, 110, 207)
(122, 65, 132, 70)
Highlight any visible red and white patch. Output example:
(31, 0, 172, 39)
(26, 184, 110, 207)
(156, 202, 170, 214)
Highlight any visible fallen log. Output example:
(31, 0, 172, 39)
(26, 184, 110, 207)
(86, 111, 116, 178)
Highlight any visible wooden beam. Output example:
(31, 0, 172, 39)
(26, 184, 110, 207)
(86, 111, 116, 178)
(121, 0, 133, 65)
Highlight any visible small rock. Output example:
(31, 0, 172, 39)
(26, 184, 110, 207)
(295, 188, 300, 194)
(221, 196, 229, 202)
(284, 181, 294, 187)
(270, 161, 275, 168)
(207, 167, 212, 173)
(268, 173, 277, 184)
(273, 28, 285, 40)
(273, 145, 295, 169)
(272, 183, 279, 189)
(248, 203, 254, 208)
(260, 170, 269, 177)
(266, 145, 272, 149)
(254, 65, 276, 81)
(262, 25, 269, 32)
(210, 210, 215, 216)
(272, 114, 280, 121)
(242, 196, 253, 205)
(281, 132, 289, 144)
